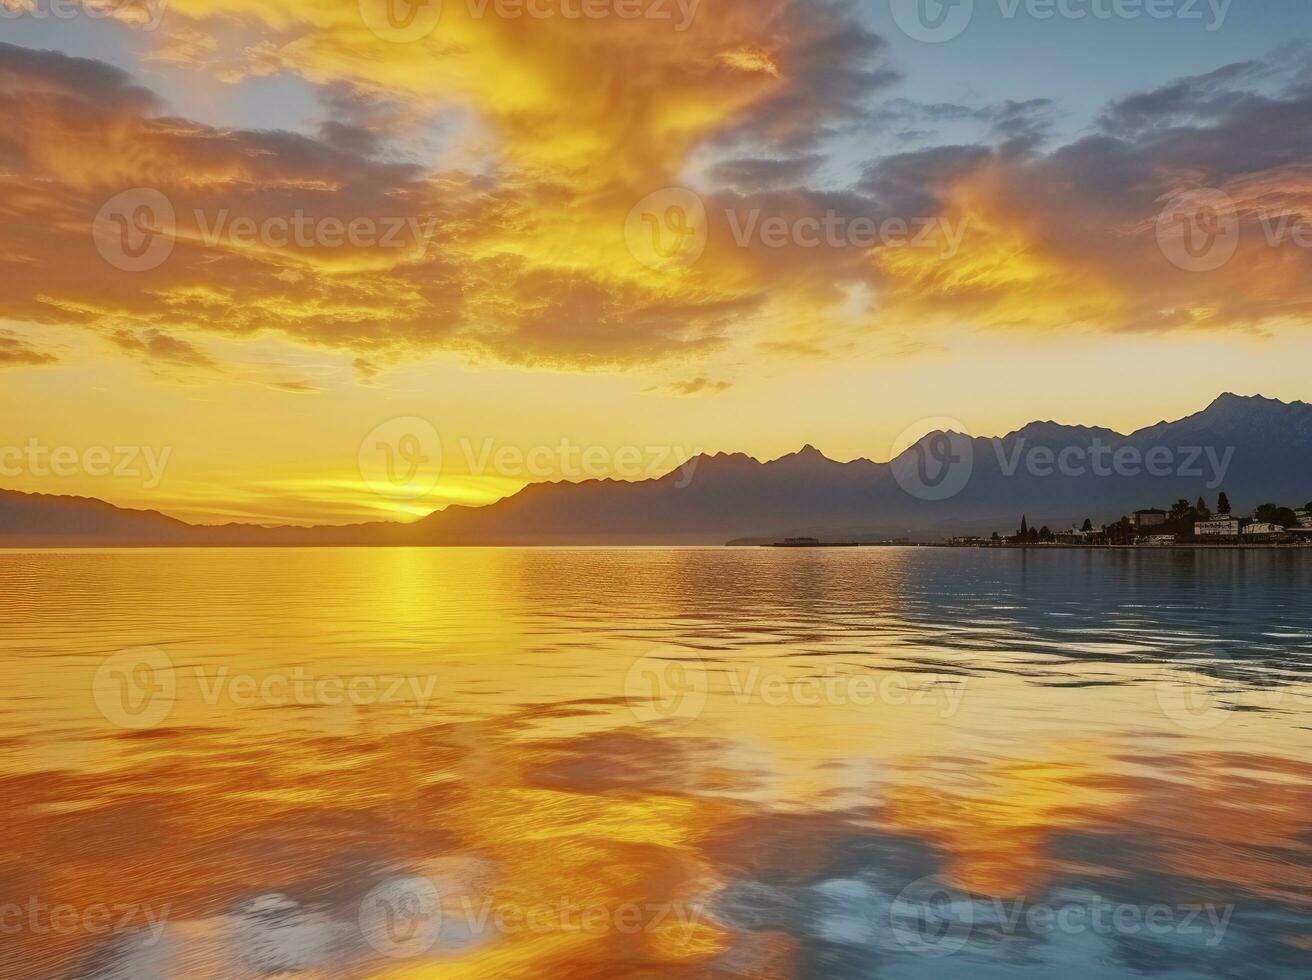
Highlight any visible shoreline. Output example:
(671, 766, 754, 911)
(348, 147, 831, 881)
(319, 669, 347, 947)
(937, 542, 1312, 550)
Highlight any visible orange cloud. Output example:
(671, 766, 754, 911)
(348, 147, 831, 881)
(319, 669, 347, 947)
(0, 6, 893, 370)
(3, 25, 1312, 384)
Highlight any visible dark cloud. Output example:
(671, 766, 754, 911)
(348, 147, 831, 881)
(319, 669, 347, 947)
(869, 96, 1052, 154)
(267, 379, 322, 394)
(0, 33, 878, 371)
(1097, 61, 1270, 135)
(313, 82, 424, 158)
(110, 329, 216, 367)
(802, 50, 1312, 338)
(0, 41, 157, 112)
(870, 98, 992, 130)
(991, 98, 1053, 155)
(859, 145, 993, 214)
(0, 332, 56, 366)
(646, 377, 733, 396)
(714, 8, 898, 150)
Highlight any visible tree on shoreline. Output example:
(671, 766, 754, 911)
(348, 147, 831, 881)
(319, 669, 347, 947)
(1254, 503, 1299, 528)
(1107, 516, 1134, 545)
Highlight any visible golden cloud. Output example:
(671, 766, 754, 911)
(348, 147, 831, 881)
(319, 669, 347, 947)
(3, 20, 1312, 380)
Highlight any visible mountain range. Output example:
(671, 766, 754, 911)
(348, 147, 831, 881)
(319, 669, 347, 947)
(3, 393, 1310, 547)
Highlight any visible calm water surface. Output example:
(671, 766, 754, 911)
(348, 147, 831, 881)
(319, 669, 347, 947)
(1, 547, 1309, 979)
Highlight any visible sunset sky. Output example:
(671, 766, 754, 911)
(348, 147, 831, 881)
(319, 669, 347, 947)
(3, 0, 1312, 524)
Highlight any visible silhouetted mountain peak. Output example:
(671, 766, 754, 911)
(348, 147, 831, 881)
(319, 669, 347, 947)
(772, 443, 833, 464)
(1203, 391, 1296, 416)
(1131, 392, 1310, 441)
(673, 450, 762, 477)
(1014, 420, 1075, 437)
(996, 420, 1121, 445)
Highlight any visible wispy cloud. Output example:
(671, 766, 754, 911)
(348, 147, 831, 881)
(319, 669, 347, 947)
(646, 377, 733, 396)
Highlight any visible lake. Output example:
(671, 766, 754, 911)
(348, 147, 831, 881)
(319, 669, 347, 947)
(2, 547, 1309, 978)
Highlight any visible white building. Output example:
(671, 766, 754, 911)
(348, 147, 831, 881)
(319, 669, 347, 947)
(1196, 517, 1240, 537)
(1243, 522, 1284, 536)
(1296, 508, 1312, 528)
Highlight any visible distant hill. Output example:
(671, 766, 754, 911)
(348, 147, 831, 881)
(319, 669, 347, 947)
(0, 490, 195, 547)
(3, 393, 1310, 546)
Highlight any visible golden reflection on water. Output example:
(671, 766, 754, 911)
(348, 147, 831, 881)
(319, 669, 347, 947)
(1, 547, 1309, 978)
